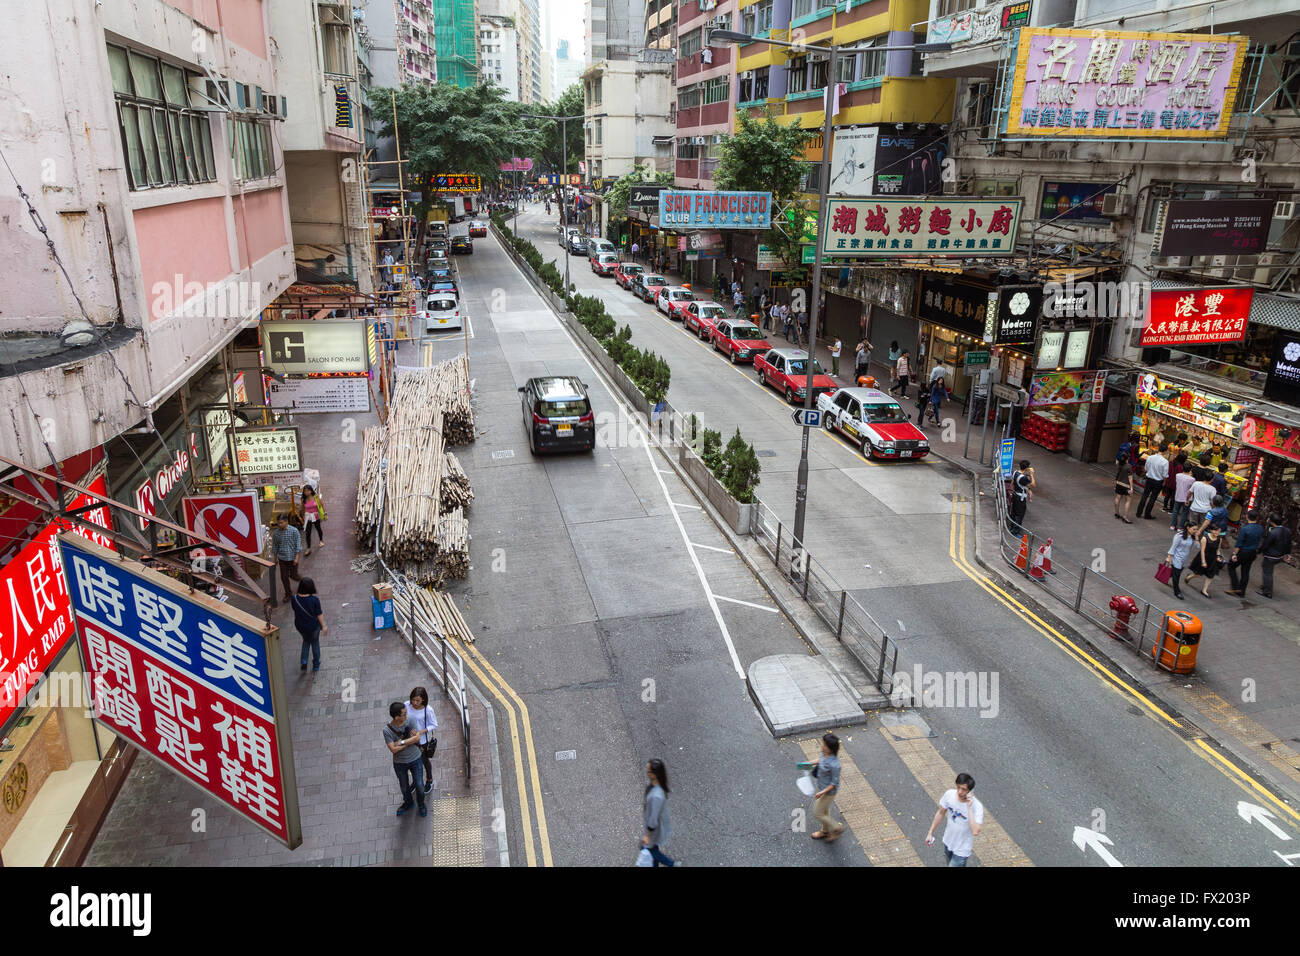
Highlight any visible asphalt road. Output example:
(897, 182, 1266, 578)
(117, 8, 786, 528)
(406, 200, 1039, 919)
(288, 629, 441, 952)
(490, 202, 1300, 867)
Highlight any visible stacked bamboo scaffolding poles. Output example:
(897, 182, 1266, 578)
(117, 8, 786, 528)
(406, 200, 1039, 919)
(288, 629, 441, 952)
(440, 452, 474, 510)
(409, 585, 476, 645)
(354, 425, 387, 543)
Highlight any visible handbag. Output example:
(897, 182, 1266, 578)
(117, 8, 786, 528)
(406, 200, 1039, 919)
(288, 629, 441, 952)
(422, 738, 438, 759)
(635, 846, 654, 867)
(1154, 562, 1172, 585)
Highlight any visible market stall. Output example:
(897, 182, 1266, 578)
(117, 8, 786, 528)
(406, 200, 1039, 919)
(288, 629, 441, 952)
(1022, 370, 1106, 453)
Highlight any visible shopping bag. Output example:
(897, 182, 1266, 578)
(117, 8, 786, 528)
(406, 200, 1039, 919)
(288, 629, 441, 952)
(796, 772, 816, 797)
(1154, 562, 1172, 585)
(635, 847, 654, 867)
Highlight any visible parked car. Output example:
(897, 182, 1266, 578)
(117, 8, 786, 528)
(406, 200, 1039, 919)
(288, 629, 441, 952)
(428, 279, 458, 301)
(711, 319, 771, 364)
(451, 235, 473, 255)
(753, 349, 838, 404)
(587, 238, 616, 257)
(519, 376, 596, 454)
(426, 254, 452, 273)
(558, 226, 580, 249)
(591, 252, 621, 276)
(632, 273, 670, 303)
(428, 221, 448, 240)
(655, 286, 696, 318)
(417, 295, 463, 333)
(613, 262, 645, 290)
(567, 232, 588, 254)
(816, 387, 931, 460)
(682, 300, 727, 339)
(428, 237, 449, 255)
(468, 220, 487, 237)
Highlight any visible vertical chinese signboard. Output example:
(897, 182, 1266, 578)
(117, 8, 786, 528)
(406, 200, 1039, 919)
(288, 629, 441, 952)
(823, 197, 1022, 257)
(1005, 29, 1249, 139)
(61, 535, 301, 848)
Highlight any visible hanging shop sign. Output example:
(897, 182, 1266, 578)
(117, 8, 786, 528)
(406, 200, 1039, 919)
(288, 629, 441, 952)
(265, 375, 371, 414)
(1140, 287, 1253, 346)
(133, 444, 192, 532)
(930, 1, 1029, 45)
(1040, 181, 1118, 221)
(1158, 199, 1274, 256)
(0, 476, 112, 731)
(1137, 373, 1244, 437)
(828, 127, 879, 195)
(1027, 370, 1106, 406)
(61, 535, 301, 847)
(182, 490, 262, 558)
(628, 184, 665, 208)
(824, 197, 1021, 258)
(871, 126, 948, 196)
(757, 244, 785, 270)
(986, 285, 1043, 344)
(1063, 328, 1092, 369)
(1262, 330, 1300, 405)
(1241, 414, 1300, 465)
(430, 174, 481, 192)
(499, 158, 533, 172)
(1005, 29, 1249, 139)
(919, 276, 995, 338)
(659, 190, 772, 229)
(230, 427, 302, 484)
(262, 320, 369, 375)
(537, 174, 581, 186)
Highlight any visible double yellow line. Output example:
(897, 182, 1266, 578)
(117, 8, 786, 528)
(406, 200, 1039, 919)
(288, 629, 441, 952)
(946, 487, 1300, 828)
(453, 636, 553, 865)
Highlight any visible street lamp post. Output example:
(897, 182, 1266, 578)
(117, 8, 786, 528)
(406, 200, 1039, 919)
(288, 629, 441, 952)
(523, 111, 584, 291)
(709, 29, 950, 557)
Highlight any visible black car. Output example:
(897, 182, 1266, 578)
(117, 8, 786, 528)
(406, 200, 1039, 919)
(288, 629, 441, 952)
(451, 235, 473, 254)
(519, 376, 595, 454)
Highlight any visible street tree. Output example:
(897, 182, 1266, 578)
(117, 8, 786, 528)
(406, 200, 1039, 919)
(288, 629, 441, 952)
(528, 83, 585, 213)
(603, 167, 673, 233)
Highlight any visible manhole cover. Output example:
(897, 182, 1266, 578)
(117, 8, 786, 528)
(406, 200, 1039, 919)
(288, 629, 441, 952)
(756, 450, 777, 458)
(491, 449, 515, 460)
(555, 750, 577, 761)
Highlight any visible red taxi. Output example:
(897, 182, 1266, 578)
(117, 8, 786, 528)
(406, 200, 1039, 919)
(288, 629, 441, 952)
(754, 349, 838, 404)
(711, 318, 771, 364)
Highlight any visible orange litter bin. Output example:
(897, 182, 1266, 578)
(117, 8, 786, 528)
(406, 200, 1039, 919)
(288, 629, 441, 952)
(1152, 611, 1202, 674)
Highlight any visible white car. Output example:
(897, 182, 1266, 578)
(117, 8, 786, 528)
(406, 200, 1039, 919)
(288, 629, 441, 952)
(587, 238, 616, 256)
(816, 387, 930, 460)
(419, 295, 462, 332)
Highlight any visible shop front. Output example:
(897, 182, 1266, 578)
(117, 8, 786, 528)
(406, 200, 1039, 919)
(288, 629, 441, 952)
(1023, 370, 1106, 455)
(1240, 412, 1300, 540)
(916, 274, 994, 403)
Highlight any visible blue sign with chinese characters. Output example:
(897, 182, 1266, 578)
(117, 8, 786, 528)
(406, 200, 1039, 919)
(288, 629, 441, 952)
(659, 190, 772, 230)
(999, 438, 1017, 475)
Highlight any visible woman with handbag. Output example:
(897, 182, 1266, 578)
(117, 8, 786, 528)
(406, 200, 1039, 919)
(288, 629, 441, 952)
(302, 486, 327, 555)
(641, 759, 679, 866)
(1114, 455, 1135, 523)
(1182, 525, 1223, 598)
(1164, 523, 1200, 601)
(407, 686, 438, 795)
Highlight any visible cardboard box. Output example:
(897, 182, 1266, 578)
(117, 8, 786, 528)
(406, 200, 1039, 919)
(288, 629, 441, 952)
(372, 582, 393, 602)
(372, 596, 394, 630)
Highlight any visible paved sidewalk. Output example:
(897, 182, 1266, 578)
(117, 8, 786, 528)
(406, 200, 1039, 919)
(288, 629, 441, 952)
(86, 375, 503, 867)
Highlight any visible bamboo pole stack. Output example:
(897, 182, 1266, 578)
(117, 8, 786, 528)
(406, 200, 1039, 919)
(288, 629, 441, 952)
(409, 586, 476, 645)
(432, 354, 475, 445)
(354, 425, 387, 543)
(440, 452, 474, 510)
(434, 506, 469, 580)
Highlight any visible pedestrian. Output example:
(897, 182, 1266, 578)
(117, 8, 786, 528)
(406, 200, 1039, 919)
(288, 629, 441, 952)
(916, 377, 932, 425)
(301, 485, 327, 555)
(797, 308, 808, 347)
(731, 279, 741, 298)
(384, 701, 427, 817)
(733, 287, 745, 316)
(759, 290, 769, 315)
(1161, 451, 1186, 514)
(1257, 513, 1294, 599)
(631, 240, 640, 263)
(407, 686, 439, 795)
(894, 349, 911, 396)
(641, 758, 679, 866)
(1187, 468, 1216, 529)
(1226, 509, 1264, 596)
(854, 341, 871, 383)
(928, 376, 946, 426)
(783, 307, 793, 342)
(1136, 443, 1169, 519)
(1171, 461, 1197, 531)
(271, 513, 302, 607)
(1009, 459, 1033, 531)
(809, 732, 845, 841)
(768, 300, 780, 332)
(1113, 453, 1135, 523)
(1182, 525, 1223, 598)
(830, 337, 842, 378)
(1116, 431, 1138, 468)
(751, 283, 761, 312)
(1211, 461, 1230, 498)
(924, 772, 985, 867)
(716, 272, 726, 300)
(1197, 495, 1230, 536)
(291, 578, 326, 672)
(1165, 522, 1200, 601)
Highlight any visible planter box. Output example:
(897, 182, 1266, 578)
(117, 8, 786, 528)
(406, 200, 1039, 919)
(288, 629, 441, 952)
(678, 444, 755, 535)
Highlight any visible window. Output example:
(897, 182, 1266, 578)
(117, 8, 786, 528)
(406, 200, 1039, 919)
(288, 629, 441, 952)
(678, 83, 702, 109)
(595, 119, 602, 145)
(755, 67, 770, 99)
(677, 142, 699, 159)
(108, 44, 216, 190)
(861, 37, 889, 80)
(319, 4, 352, 76)
(810, 58, 828, 91)
(937, 0, 977, 14)
(792, 0, 821, 20)
(836, 53, 857, 84)
(679, 28, 702, 59)
(742, 0, 774, 35)
(788, 57, 807, 94)
(228, 115, 275, 181)
(705, 76, 729, 105)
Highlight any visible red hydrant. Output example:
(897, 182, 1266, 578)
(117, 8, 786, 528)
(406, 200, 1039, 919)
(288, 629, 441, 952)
(1109, 595, 1139, 638)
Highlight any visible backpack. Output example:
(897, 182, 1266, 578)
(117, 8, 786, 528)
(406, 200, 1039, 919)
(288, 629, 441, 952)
(1116, 442, 1131, 465)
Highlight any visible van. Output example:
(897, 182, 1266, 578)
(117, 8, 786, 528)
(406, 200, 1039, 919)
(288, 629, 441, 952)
(419, 296, 462, 332)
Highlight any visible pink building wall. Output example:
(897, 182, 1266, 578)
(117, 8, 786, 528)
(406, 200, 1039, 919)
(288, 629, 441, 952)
(233, 187, 287, 267)
(163, 0, 267, 58)
(133, 197, 232, 320)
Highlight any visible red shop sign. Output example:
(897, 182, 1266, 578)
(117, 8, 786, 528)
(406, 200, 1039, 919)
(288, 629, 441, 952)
(1141, 287, 1253, 347)
(1241, 414, 1300, 465)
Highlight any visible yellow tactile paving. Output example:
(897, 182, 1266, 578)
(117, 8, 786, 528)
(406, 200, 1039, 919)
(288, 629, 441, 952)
(1176, 684, 1300, 786)
(880, 729, 1034, 867)
(798, 738, 923, 867)
(430, 796, 485, 867)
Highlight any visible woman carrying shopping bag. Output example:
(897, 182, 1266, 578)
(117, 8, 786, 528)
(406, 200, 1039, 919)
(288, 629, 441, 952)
(640, 759, 679, 866)
(302, 485, 327, 555)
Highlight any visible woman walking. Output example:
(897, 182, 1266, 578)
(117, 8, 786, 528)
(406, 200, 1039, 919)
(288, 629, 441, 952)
(810, 733, 845, 841)
(1183, 525, 1223, 598)
(1161, 452, 1186, 515)
(928, 376, 946, 426)
(291, 578, 326, 672)
(1114, 454, 1135, 523)
(642, 759, 678, 866)
(1164, 523, 1200, 601)
(407, 686, 439, 795)
(301, 485, 327, 555)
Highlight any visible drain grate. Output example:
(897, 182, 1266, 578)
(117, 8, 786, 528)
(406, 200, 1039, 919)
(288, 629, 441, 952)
(756, 449, 777, 458)
(491, 449, 515, 460)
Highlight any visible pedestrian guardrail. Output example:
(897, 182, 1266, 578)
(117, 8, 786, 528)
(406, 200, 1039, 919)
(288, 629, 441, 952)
(989, 464, 1170, 662)
(750, 499, 900, 694)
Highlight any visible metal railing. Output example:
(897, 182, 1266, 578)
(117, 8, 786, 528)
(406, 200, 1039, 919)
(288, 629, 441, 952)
(989, 465, 1173, 664)
(750, 499, 900, 694)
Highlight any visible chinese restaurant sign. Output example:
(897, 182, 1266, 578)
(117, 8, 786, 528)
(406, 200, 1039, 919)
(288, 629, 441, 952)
(1242, 414, 1300, 464)
(658, 190, 772, 229)
(61, 535, 300, 847)
(1006, 29, 1249, 139)
(1140, 287, 1252, 347)
(823, 197, 1022, 258)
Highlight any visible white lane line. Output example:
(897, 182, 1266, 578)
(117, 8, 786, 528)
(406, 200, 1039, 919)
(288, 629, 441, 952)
(496, 236, 746, 680)
(689, 542, 734, 554)
(671, 501, 702, 511)
(712, 593, 780, 613)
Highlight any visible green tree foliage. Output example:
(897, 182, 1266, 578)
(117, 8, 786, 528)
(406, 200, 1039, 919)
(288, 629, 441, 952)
(719, 429, 762, 503)
(529, 83, 586, 209)
(713, 107, 816, 282)
(700, 428, 723, 475)
(603, 168, 674, 229)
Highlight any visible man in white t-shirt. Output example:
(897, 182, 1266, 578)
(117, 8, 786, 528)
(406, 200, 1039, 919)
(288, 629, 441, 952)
(925, 773, 984, 866)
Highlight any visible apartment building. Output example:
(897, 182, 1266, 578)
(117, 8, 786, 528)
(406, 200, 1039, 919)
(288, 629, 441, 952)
(433, 0, 481, 87)
(480, 12, 521, 99)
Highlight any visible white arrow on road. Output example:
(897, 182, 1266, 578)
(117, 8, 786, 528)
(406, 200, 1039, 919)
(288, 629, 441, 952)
(1073, 826, 1124, 867)
(1238, 801, 1293, 841)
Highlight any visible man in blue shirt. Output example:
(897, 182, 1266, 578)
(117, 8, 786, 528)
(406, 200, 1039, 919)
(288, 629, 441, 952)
(271, 513, 302, 608)
(1197, 495, 1230, 535)
(1226, 510, 1264, 596)
(1211, 462, 1230, 498)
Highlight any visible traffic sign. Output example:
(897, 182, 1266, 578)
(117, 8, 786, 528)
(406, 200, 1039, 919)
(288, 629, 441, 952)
(792, 408, 822, 428)
(999, 438, 1016, 475)
(964, 350, 991, 368)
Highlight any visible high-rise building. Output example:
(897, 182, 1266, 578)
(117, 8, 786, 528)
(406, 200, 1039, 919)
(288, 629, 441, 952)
(360, 0, 438, 88)
(554, 38, 585, 97)
(479, 13, 521, 100)
(586, 0, 643, 65)
(482, 0, 541, 102)
(432, 0, 481, 87)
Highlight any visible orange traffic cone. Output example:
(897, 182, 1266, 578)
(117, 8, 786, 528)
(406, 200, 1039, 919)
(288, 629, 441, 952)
(1040, 538, 1054, 574)
(1015, 535, 1030, 571)
(1029, 544, 1046, 580)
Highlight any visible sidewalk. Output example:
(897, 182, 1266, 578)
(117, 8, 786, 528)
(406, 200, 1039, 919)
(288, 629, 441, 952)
(86, 362, 503, 867)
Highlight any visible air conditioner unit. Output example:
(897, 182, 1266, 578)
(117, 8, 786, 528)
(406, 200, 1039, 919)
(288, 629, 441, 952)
(943, 180, 957, 194)
(188, 75, 231, 111)
(1276, 200, 1295, 220)
(692, 135, 706, 145)
(1253, 252, 1276, 285)
(1100, 192, 1131, 217)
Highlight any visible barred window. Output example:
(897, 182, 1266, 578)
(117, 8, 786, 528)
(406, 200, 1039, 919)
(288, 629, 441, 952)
(705, 76, 729, 105)
(108, 44, 216, 190)
(228, 115, 275, 181)
(678, 84, 702, 109)
(788, 58, 808, 94)
(679, 29, 702, 59)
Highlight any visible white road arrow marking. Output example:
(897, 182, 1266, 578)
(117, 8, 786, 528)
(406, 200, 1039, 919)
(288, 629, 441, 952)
(1072, 826, 1123, 867)
(1238, 801, 1292, 841)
